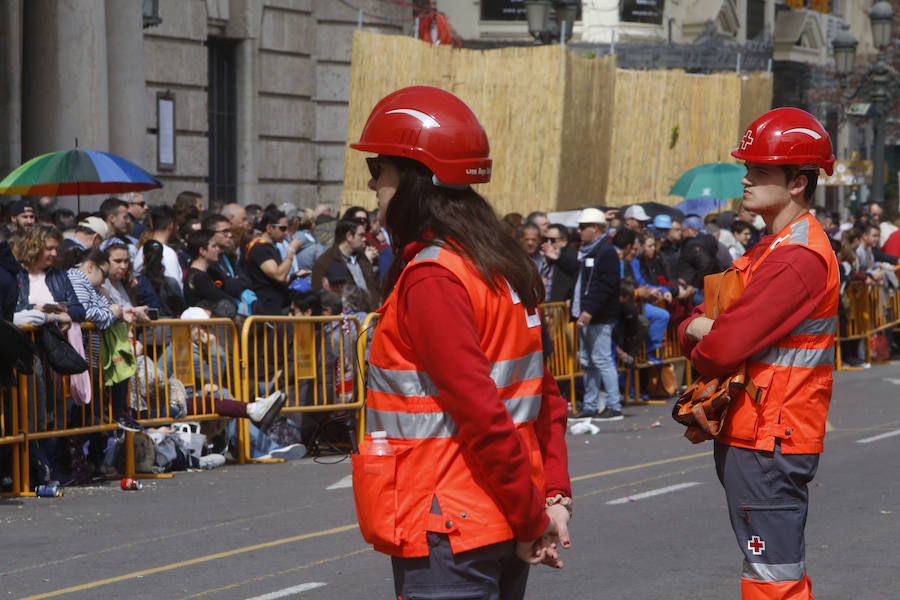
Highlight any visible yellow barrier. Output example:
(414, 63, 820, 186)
(834, 281, 900, 368)
(2, 279, 893, 497)
(541, 302, 579, 412)
(628, 302, 692, 405)
(238, 315, 367, 461)
(0, 318, 243, 496)
(355, 312, 380, 445)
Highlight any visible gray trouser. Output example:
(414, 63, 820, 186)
(391, 533, 529, 600)
(714, 441, 819, 585)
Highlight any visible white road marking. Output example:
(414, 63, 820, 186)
(327, 475, 353, 490)
(883, 378, 900, 385)
(244, 582, 327, 600)
(606, 482, 701, 505)
(856, 429, 900, 444)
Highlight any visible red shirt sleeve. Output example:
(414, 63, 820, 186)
(688, 245, 829, 377)
(534, 368, 572, 499)
(398, 263, 554, 542)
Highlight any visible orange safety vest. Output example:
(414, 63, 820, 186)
(716, 213, 839, 454)
(352, 244, 547, 558)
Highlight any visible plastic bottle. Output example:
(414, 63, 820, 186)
(368, 430, 394, 456)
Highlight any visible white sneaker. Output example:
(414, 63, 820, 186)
(247, 390, 286, 431)
(198, 453, 226, 469)
(260, 443, 307, 461)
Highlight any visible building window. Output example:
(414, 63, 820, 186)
(746, 0, 766, 40)
(208, 38, 237, 205)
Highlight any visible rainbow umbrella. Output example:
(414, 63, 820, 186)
(0, 149, 162, 211)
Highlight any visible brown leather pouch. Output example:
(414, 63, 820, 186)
(674, 268, 754, 443)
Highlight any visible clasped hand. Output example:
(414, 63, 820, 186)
(515, 504, 571, 569)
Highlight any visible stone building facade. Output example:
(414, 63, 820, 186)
(0, 0, 409, 211)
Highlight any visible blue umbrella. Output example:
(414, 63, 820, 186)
(674, 197, 726, 217)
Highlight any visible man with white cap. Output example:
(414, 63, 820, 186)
(571, 208, 623, 420)
(623, 205, 651, 232)
(56, 217, 109, 269)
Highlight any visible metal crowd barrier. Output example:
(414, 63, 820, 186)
(5, 279, 891, 497)
(238, 315, 366, 462)
(0, 318, 242, 497)
(354, 312, 380, 445)
(541, 302, 579, 412)
(835, 281, 900, 369)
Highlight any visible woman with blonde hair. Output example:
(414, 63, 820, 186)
(12, 224, 85, 330)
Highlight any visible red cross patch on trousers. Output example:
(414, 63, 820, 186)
(748, 535, 766, 555)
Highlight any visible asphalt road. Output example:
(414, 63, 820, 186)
(2, 365, 899, 600)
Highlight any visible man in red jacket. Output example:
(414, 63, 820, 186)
(679, 108, 839, 600)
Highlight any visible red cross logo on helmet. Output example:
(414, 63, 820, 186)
(741, 130, 754, 150)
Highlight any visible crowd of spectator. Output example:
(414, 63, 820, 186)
(507, 199, 900, 418)
(0, 192, 389, 488)
(1, 190, 898, 487)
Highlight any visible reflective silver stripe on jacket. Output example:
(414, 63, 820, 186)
(368, 366, 438, 397)
(490, 352, 544, 389)
(742, 559, 806, 582)
(750, 345, 834, 368)
(789, 316, 836, 336)
(366, 395, 542, 438)
(414, 245, 442, 262)
(368, 352, 543, 398)
(789, 218, 809, 245)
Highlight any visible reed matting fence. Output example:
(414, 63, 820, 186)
(341, 31, 772, 215)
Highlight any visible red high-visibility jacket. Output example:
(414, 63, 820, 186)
(716, 213, 840, 453)
(353, 244, 551, 557)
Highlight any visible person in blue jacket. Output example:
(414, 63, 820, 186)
(12, 224, 85, 329)
(11, 224, 86, 431)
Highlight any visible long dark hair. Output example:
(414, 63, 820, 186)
(141, 240, 167, 295)
(383, 158, 543, 309)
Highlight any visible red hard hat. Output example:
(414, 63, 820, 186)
(350, 86, 492, 185)
(731, 107, 835, 176)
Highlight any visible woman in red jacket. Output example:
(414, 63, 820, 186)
(349, 86, 572, 600)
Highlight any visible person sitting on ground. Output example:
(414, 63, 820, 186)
(158, 306, 286, 429)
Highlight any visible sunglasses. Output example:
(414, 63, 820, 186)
(542, 236, 560, 243)
(366, 157, 382, 180)
(275, 224, 288, 231)
(95, 263, 108, 280)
